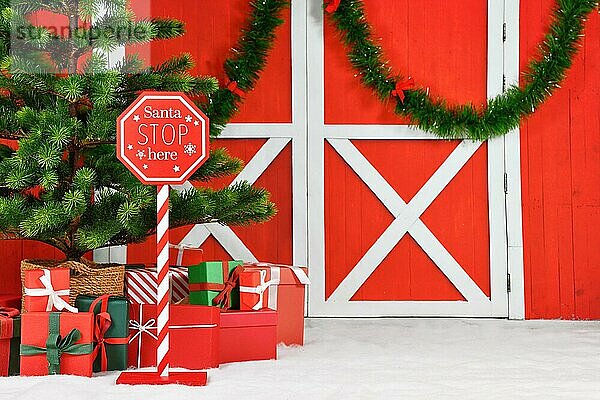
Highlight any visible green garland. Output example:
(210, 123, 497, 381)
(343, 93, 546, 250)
(204, 0, 289, 136)
(325, 0, 598, 140)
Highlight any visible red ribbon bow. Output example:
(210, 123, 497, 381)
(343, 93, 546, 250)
(0, 307, 19, 343)
(212, 264, 243, 309)
(325, 0, 341, 13)
(391, 77, 415, 103)
(89, 295, 130, 372)
(226, 81, 246, 99)
(0, 307, 19, 319)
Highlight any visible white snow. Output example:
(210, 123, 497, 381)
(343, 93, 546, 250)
(1, 318, 599, 400)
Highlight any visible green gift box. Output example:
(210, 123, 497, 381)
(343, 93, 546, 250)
(188, 261, 243, 308)
(75, 295, 129, 372)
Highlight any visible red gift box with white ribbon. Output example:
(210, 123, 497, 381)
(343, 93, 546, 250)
(125, 266, 189, 305)
(23, 268, 79, 313)
(239, 263, 309, 345)
(127, 303, 219, 370)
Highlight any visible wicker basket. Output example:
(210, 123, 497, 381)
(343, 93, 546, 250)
(21, 258, 125, 308)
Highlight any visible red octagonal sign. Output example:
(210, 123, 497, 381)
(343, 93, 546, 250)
(117, 91, 210, 185)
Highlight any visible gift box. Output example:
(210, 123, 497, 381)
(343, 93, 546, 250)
(239, 263, 309, 345)
(76, 295, 129, 372)
(188, 261, 243, 308)
(0, 294, 20, 310)
(0, 307, 20, 377)
(125, 266, 189, 305)
(20, 311, 94, 377)
(128, 303, 220, 370)
(23, 268, 79, 313)
(219, 310, 277, 364)
(170, 244, 204, 267)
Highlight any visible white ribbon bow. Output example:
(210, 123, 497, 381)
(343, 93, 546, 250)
(239, 269, 281, 310)
(129, 319, 158, 342)
(24, 269, 78, 313)
(247, 262, 310, 285)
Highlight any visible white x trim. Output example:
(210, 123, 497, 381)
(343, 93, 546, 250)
(327, 139, 490, 305)
(175, 137, 290, 259)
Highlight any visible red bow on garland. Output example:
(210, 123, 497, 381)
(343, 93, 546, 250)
(226, 81, 246, 99)
(325, 0, 341, 13)
(391, 77, 415, 103)
(89, 295, 130, 372)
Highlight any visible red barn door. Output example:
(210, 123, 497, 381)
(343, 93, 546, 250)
(307, 0, 516, 317)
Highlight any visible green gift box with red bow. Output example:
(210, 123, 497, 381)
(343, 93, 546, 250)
(188, 261, 243, 308)
(76, 295, 130, 372)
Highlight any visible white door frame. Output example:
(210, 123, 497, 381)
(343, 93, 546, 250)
(504, 0, 525, 320)
(306, 0, 525, 318)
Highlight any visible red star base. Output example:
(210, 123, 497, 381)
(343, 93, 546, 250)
(116, 371, 208, 386)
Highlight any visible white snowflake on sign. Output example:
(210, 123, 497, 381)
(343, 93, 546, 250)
(185, 115, 193, 123)
(183, 143, 197, 156)
(136, 150, 145, 159)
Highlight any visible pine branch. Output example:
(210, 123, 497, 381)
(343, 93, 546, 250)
(0, 129, 26, 141)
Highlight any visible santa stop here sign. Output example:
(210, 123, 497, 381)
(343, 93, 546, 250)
(115, 91, 211, 386)
(117, 91, 210, 185)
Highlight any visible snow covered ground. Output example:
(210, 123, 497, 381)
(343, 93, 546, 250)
(1, 318, 599, 400)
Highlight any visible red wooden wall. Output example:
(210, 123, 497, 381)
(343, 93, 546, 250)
(520, 1, 600, 319)
(0, 1, 599, 320)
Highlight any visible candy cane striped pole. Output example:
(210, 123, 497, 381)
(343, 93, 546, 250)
(156, 184, 170, 377)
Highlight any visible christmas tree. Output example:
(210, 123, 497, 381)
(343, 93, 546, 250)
(0, 0, 286, 260)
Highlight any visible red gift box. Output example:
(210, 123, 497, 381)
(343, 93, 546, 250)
(170, 244, 203, 267)
(128, 303, 219, 370)
(0, 294, 20, 310)
(20, 311, 94, 377)
(1, 307, 19, 377)
(23, 268, 78, 313)
(219, 310, 277, 364)
(239, 263, 309, 345)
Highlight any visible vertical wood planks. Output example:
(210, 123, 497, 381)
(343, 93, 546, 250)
(520, 0, 600, 319)
(129, 0, 292, 123)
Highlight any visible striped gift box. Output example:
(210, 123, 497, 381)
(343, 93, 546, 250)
(125, 267, 189, 305)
